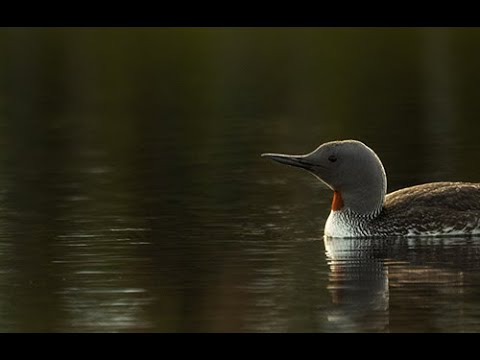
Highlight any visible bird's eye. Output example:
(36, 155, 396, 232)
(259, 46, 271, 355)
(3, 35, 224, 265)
(328, 155, 337, 162)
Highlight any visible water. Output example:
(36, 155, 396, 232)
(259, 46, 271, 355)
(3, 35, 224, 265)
(325, 236, 480, 332)
(1, 28, 480, 332)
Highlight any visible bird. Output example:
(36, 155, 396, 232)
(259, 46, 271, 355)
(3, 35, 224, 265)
(262, 139, 480, 238)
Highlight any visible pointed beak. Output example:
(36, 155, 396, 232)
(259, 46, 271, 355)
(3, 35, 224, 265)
(261, 153, 315, 171)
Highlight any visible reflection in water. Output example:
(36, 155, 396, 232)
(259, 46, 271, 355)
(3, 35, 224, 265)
(324, 237, 390, 332)
(324, 236, 480, 332)
(54, 230, 154, 332)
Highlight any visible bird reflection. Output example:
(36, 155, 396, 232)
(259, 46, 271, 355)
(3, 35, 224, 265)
(323, 236, 476, 332)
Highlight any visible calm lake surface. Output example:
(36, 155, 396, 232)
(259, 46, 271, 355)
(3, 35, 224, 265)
(1, 28, 480, 332)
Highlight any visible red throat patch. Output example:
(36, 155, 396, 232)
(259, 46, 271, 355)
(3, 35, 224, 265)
(331, 191, 344, 211)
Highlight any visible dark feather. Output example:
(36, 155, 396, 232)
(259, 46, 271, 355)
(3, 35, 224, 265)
(372, 182, 480, 234)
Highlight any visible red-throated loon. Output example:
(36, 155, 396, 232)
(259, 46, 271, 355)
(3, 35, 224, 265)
(262, 140, 480, 238)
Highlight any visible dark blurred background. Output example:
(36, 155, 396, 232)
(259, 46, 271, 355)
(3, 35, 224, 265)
(1, 27, 480, 332)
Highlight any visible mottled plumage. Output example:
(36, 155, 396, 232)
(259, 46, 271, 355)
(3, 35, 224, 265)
(375, 182, 480, 236)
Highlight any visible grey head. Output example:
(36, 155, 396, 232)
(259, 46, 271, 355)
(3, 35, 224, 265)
(262, 140, 387, 215)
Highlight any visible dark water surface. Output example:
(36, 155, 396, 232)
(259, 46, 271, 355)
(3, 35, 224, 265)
(1, 28, 480, 332)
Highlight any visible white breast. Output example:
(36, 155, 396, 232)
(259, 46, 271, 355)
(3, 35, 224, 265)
(324, 210, 358, 238)
(325, 209, 480, 238)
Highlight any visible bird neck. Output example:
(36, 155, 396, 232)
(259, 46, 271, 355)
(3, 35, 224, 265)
(332, 165, 387, 216)
(331, 191, 344, 211)
(339, 188, 385, 216)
